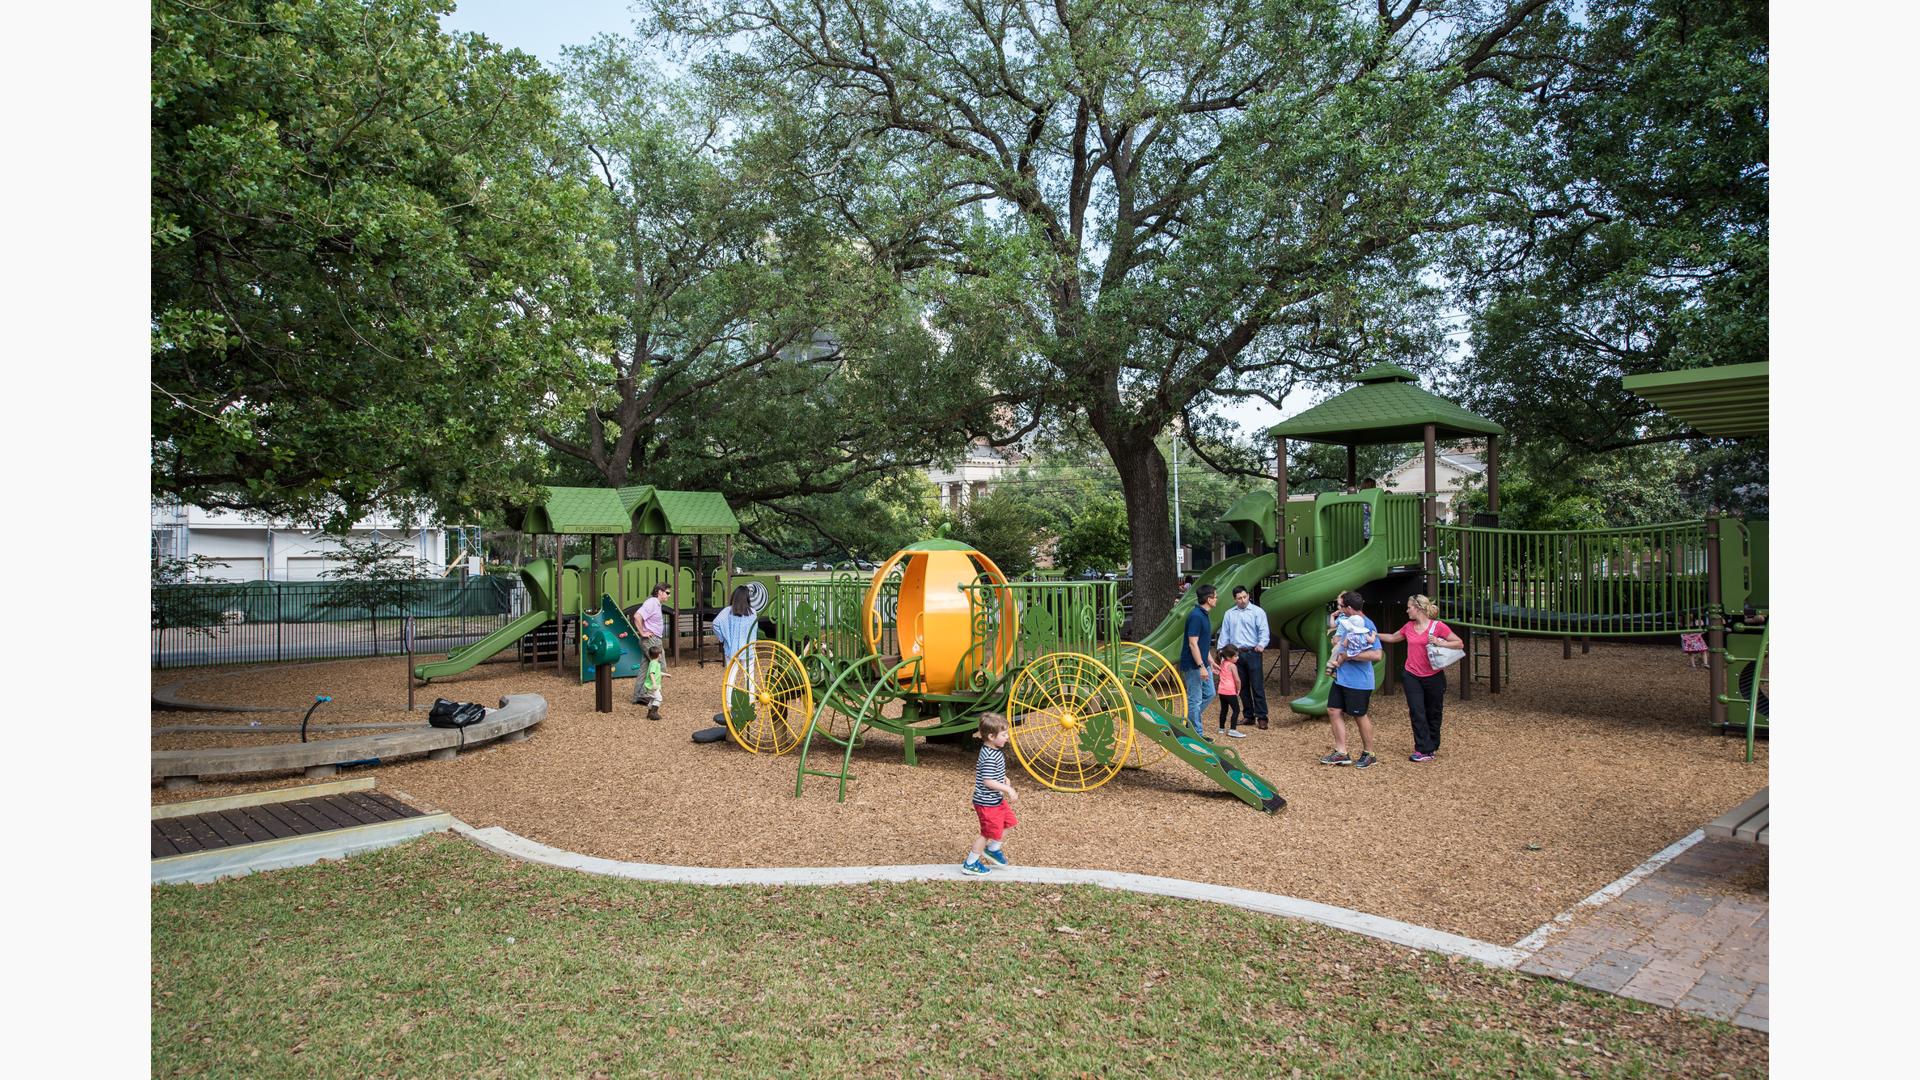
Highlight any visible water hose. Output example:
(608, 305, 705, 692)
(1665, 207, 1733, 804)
(299, 694, 332, 743)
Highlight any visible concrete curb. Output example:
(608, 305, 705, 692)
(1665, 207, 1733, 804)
(152, 680, 300, 714)
(450, 822, 1528, 969)
(1512, 828, 1707, 953)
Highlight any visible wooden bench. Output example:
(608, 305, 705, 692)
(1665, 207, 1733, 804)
(1705, 786, 1768, 846)
(152, 693, 546, 789)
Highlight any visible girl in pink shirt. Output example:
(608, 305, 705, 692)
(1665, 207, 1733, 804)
(1214, 644, 1246, 738)
(1376, 595, 1464, 761)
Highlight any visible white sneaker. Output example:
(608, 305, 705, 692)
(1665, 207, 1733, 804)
(1225, 729, 1248, 739)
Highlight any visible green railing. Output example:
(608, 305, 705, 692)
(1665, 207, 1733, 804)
(768, 574, 897, 659)
(1314, 492, 1424, 569)
(957, 579, 1123, 691)
(1434, 520, 1709, 636)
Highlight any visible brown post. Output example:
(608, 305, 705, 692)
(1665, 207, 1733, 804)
(1423, 424, 1438, 595)
(1486, 436, 1500, 516)
(1706, 514, 1726, 729)
(724, 534, 734, 602)
(1459, 529, 1471, 702)
(1563, 636, 1572, 660)
(1345, 443, 1357, 489)
(1489, 631, 1502, 694)
(1275, 437, 1290, 695)
(694, 534, 705, 667)
(554, 534, 565, 674)
(595, 661, 613, 713)
(670, 536, 682, 661)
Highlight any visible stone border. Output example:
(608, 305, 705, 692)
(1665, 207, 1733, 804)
(152, 679, 300, 714)
(1512, 828, 1707, 953)
(451, 822, 1529, 969)
(151, 693, 547, 788)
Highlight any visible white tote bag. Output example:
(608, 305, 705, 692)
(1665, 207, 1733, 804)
(1426, 639, 1466, 671)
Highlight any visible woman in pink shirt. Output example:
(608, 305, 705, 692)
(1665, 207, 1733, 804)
(1375, 594, 1464, 762)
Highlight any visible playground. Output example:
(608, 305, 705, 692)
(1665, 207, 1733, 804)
(154, 630, 1764, 945)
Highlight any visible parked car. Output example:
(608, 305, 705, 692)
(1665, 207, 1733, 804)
(801, 560, 824, 571)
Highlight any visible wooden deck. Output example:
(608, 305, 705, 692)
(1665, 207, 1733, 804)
(1705, 786, 1768, 846)
(152, 790, 424, 858)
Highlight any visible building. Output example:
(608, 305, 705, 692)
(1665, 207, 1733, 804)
(925, 439, 1024, 513)
(151, 500, 452, 582)
(1378, 446, 1487, 520)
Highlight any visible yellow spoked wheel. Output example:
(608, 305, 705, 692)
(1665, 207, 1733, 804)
(1114, 642, 1180, 770)
(1005, 652, 1135, 793)
(722, 640, 814, 755)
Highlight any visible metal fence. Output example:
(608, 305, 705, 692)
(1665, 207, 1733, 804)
(152, 578, 530, 669)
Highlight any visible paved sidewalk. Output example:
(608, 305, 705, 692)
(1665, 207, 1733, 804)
(1519, 838, 1768, 1031)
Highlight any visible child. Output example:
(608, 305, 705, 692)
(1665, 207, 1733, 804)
(1215, 644, 1246, 738)
(1679, 632, 1708, 669)
(1327, 611, 1377, 677)
(963, 714, 1018, 876)
(635, 644, 668, 720)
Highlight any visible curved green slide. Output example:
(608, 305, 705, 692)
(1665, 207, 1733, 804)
(1135, 552, 1268, 658)
(413, 560, 560, 682)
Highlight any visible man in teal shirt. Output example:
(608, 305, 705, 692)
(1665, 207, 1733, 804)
(1178, 584, 1219, 741)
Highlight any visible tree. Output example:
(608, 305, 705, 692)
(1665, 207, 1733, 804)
(957, 488, 1043, 577)
(151, 555, 239, 652)
(1448, 0, 1768, 515)
(536, 36, 1016, 554)
(152, 0, 594, 527)
(1055, 498, 1131, 576)
(315, 538, 432, 655)
(654, 0, 1564, 629)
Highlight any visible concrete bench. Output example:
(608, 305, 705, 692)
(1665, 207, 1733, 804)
(152, 693, 547, 789)
(1705, 786, 1768, 846)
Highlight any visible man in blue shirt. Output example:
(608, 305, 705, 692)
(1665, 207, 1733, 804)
(1216, 585, 1272, 729)
(1178, 584, 1219, 741)
(1319, 589, 1381, 769)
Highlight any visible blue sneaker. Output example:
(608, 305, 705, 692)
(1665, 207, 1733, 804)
(983, 848, 1010, 868)
(961, 859, 992, 876)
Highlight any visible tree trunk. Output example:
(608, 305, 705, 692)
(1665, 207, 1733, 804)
(1102, 431, 1177, 636)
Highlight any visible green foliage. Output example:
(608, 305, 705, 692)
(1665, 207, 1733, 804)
(654, 0, 1562, 628)
(1449, 0, 1768, 516)
(956, 489, 1042, 577)
(1452, 443, 1696, 531)
(1055, 498, 1131, 576)
(150, 555, 239, 641)
(151, 0, 593, 526)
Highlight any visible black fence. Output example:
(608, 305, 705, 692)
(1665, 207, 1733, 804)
(152, 577, 530, 669)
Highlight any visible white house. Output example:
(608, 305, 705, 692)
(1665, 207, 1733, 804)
(151, 501, 451, 582)
(1378, 448, 1487, 520)
(926, 439, 1024, 513)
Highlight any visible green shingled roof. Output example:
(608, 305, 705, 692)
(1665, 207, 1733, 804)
(616, 484, 656, 515)
(522, 486, 633, 535)
(1269, 364, 1505, 445)
(1621, 362, 1767, 438)
(633, 490, 740, 536)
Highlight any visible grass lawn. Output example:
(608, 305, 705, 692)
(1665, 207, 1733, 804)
(153, 836, 1765, 1078)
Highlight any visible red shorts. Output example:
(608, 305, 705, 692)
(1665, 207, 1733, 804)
(974, 801, 1017, 840)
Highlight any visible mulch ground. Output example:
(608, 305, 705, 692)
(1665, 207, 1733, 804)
(153, 637, 1769, 944)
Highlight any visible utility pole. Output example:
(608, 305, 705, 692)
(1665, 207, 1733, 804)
(1171, 424, 1183, 574)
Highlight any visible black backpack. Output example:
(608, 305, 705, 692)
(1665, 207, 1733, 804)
(427, 698, 488, 729)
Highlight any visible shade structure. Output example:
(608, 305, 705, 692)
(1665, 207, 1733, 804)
(631, 489, 741, 536)
(1267, 363, 1505, 445)
(518, 487, 633, 535)
(1621, 362, 1768, 438)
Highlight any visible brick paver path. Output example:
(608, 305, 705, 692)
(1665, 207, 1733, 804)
(1519, 838, 1768, 1031)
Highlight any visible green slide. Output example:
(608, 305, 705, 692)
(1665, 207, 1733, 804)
(1124, 687, 1287, 812)
(412, 609, 551, 682)
(1257, 535, 1394, 720)
(1135, 552, 1270, 658)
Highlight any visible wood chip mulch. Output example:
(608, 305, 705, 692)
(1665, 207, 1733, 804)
(152, 637, 1769, 944)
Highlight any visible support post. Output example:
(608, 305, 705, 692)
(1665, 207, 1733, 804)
(1706, 514, 1726, 729)
(1275, 437, 1290, 695)
(694, 534, 705, 667)
(671, 536, 682, 661)
(554, 534, 565, 675)
(1459, 528, 1471, 702)
(1345, 443, 1357, 489)
(1423, 423, 1438, 595)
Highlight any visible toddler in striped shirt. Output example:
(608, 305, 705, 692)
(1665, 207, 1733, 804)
(963, 714, 1018, 876)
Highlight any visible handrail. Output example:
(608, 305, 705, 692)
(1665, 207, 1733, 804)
(1432, 519, 1710, 637)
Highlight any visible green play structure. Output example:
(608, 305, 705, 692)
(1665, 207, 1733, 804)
(1132, 362, 1768, 756)
(411, 485, 742, 684)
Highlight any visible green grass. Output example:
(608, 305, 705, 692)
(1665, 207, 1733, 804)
(153, 837, 1765, 1078)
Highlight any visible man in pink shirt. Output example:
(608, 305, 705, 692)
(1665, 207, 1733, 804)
(635, 583, 670, 657)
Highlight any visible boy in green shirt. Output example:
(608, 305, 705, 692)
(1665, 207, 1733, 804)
(638, 644, 667, 720)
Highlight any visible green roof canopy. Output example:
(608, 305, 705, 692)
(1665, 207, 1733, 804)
(1268, 364, 1505, 445)
(521, 486, 633, 535)
(1621, 362, 1768, 438)
(632, 490, 740, 536)
(616, 484, 655, 515)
